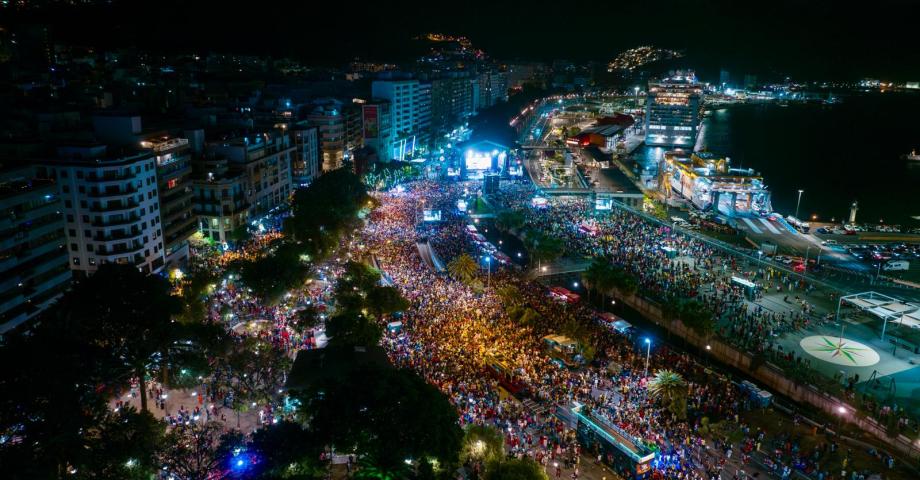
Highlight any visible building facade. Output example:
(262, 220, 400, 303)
(291, 123, 320, 186)
(38, 145, 167, 276)
(208, 130, 294, 219)
(140, 135, 196, 268)
(0, 164, 71, 335)
(644, 73, 703, 147)
(306, 100, 346, 172)
(371, 78, 432, 160)
(192, 156, 249, 244)
(361, 100, 394, 162)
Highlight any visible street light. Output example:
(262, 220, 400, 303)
(643, 338, 651, 377)
(484, 256, 492, 288)
(795, 189, 804, 220)
(634, 86, 640, 109)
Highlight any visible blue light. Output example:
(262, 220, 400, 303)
(644, 338, 650, 344)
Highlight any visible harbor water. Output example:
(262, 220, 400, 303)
(634, 92, 920, 227)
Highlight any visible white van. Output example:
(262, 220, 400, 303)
(883, 260, 910, 271)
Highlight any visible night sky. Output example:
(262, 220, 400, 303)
(9, 0, 920, 80)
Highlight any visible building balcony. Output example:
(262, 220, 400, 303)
(93, 229, 143, 243)
(87, 185, 139, 198)
(89, 200, 140, 214)
(92, 214, 141, 228)
(97, 242, 146, 256)
(84, 171, 137, 184)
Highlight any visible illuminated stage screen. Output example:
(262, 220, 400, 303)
(465, 151, 493, 171)
(595, 198, 613, 210)
(423, 209, 442, 222)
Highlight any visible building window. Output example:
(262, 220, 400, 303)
(70, 243, 78, 251)
(88, 258, 96, 266)
(73, 257, 80, 265)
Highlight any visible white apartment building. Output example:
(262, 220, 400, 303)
(38, 144, 167, 276)
(371, 78, 432, 160)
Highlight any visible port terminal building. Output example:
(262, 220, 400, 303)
(658, 150, 772, 216)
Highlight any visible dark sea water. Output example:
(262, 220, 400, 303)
(637, 93, 920, 227)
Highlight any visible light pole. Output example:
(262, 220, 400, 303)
(795, 189, 804, 220)
(634, 86, 640, 110)
(484, 256, 491, 288)
(643, 338, 651, 377)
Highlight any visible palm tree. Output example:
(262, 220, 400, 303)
(448, 254, 479, 285)
(647, 370, 688, 419)
(582, 257, 617, 305)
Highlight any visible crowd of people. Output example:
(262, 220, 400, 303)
(357, 181, 784, 479)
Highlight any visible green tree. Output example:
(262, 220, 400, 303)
(495, 209, 525, 232)
(484, 458, 548, 480)
(334, 261, 383, 313)
(495, 284, 523, 308)
(461, 425, 505, 465)
(53, 264, 219, 412)
(300, 366, 463, 477)
(158, 422, 244, 480)
(677, 300, 717, 338)
(447, 253, 479, 285)
(79, 408, 166, 480)
(214, 338, 291, 427)
(232, 241, 311, 303)
(647, 369, 689, 420)
(523, 231, 564, 268)
(325, 311, 383, 347)
(365, 285, 410, 319)
(247, 420, 327, 479)
(284, 169, 370, 262)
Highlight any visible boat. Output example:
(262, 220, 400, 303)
(903, 149, 920, 161)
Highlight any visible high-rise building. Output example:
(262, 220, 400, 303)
(719, 69, 731, 89)
(371, 78, 432, 160)
(291, 123, 320, 186)
(139, 135, 196, 268)
(0, 164, 71, 336)
(430, 74, 474, 138)
(192, 156, 249, 244)
(37, 144, 168, 276)
(306, 99, 346, 172)
(208, 130, 294, 219)
(343, 102, 364, 157)
(477, 71, 508, 109)
(361, 100, 394, 162)
(644, 72, 703, 148)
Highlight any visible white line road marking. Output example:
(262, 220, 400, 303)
(742, 217, 763, 234)
(759, 217, 782, 234)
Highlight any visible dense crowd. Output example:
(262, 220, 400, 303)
(357, 182, 778, 479)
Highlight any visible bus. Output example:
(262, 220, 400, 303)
(542, 334, 584, 369)
(572, 404, 655, 479)
(485, 357, 528, 396)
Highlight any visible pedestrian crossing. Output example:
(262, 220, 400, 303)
(758, 217, 782, 234)
(742, 218, 763, 234)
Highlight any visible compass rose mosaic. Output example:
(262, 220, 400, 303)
(799, 336, 880, 367)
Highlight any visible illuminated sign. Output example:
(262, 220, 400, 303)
(422, 210, 442, 222)
(531, 197, 548, 208)
(362, 105, 378, 139)
(446, 167, 460, 177)
(595, 198, 613, 210)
